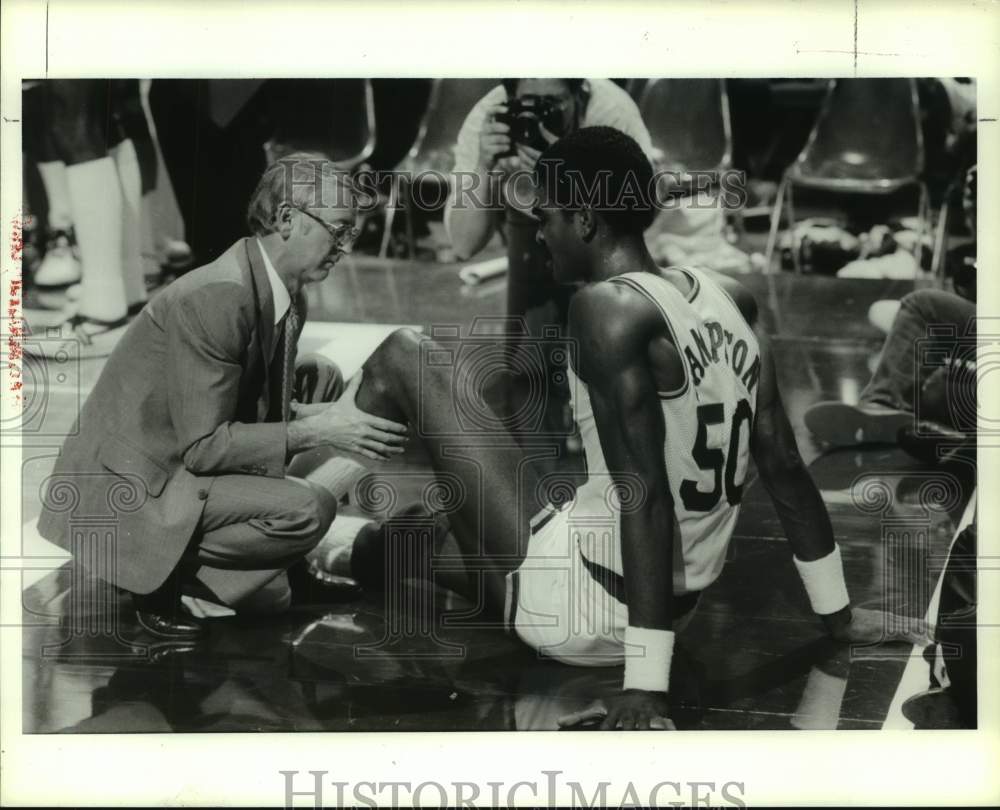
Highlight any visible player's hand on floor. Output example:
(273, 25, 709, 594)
(557, 689, 675, 731)
(833, 607, 933, 647)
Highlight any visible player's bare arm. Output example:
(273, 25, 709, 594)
(561, 280, 684, 730)
(751, 314, 930, 647)
(698, 265, 759, 328)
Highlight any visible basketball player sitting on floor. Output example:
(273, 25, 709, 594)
(302, 127, 929, 730)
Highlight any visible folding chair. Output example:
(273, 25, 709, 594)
(635, 78, 736, 239)
(637, 78, 732, 175)
(264, 79, 376, 170)
(379, 79, 500, 258)
(764, 78, 929, 274)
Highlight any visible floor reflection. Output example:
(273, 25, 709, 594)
(21, 271, 973, 734)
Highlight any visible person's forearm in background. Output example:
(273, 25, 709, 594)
(445, 170, 499, 260)
(447, 101, 512, 260)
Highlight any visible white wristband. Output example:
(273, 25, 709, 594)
(793, 545, 851, 616)
(623, 626, 674, 693)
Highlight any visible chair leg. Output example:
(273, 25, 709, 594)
(931, 197, 949, 283)
(402, 177, 416, 259)
(785, 182, 801, 274)
(733, 208, 746, 244)
(764, 175, 787, 273)
(378, 177, 399, 259)
(920, 183, 933, 280)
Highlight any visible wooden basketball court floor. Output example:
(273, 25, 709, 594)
(15, 256, 976, 733)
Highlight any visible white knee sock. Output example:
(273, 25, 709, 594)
(791, 666, 848, 730)
(37, 161, 73, 230)
(304, 453, 376, 501)
(65, 157, 128, 322)
(300, 452, 380, 577)
(110, 139, 147, 307)
(307, 514, 375, 578)
(35, 161, 82, 286)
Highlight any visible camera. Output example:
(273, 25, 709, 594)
(494, 95, 571, 158)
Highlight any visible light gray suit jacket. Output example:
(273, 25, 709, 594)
(37, 238, 305, 594)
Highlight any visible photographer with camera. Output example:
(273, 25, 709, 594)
(445, 80, 653, 464)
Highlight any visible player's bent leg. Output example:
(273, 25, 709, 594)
(331, 328, 551, 615)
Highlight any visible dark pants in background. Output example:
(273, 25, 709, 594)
(501, 212, 575, 474)
(22, 80, 157, 232)
(862, 289, 977, 432)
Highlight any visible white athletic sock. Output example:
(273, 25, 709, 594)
(307, 514, 376, 578)
(791, 666, 848, 730)
(65, 157, 128, 322)
(305, 453, 375, 501)
(35, 161, 82, 286)
(37, 161, 73, 230)
(110, 139, 147, 307)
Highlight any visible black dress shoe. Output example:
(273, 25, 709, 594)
(134, 606, 207, 640)
(286, 560, 363, 606)
(897, 421, 975, 467)
(132, 590, 207, 641)
(902, 688, 967, 729)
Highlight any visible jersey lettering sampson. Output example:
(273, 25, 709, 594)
(684, 318, 761, 394)
(567, 266, 760, 596)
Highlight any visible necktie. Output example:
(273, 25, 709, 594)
(281, 304, 299, 422)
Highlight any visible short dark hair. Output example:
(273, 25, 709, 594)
(501, 78, 586, 98)
(534, 126, 656, 235)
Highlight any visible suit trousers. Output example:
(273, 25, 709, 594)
(186, 354, 345, 612)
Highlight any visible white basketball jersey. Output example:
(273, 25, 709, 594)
(569, 267, 761, 594)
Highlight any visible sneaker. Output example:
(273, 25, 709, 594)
(34, 229, 82, 287)
(901, 687, 966, 729)
(867, 299, 901, 335)
(162, 239, 193, 271)
(804, 401, 914, 447)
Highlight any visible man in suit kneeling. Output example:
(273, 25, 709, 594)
(37, 153, 409, 640)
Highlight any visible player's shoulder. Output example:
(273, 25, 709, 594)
(571, 276, 649, 316)
(569, 277, 662, 346)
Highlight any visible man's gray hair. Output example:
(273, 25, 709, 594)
(246, 152, 354, 236)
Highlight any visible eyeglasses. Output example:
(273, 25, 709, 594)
(292, 206, 360, 251)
